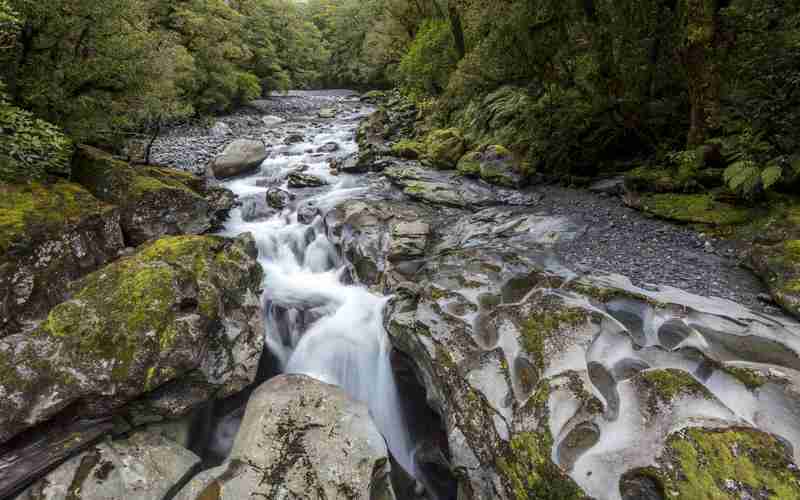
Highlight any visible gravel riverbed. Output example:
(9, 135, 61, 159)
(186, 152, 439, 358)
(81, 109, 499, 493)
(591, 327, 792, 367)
(152, 89, 771, 313)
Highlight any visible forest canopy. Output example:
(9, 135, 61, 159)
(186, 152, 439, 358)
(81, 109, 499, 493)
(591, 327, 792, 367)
(1, 0, 799, 199)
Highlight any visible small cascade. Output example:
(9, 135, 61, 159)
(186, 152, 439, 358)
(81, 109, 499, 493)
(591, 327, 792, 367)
(213, 96, 419, 480)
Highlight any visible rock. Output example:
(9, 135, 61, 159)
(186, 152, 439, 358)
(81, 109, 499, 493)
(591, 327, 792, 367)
(210, 139, 267, 179)
(245, 100, 273, 114)
(0, 234, 264, 445)
(261, 115, 285, 127)
(209, 121, 232, 137)
(750, 240, 800, 319)
(316, 141, 340, 153)
(326, 200, 438, 287)
(383, 163, 535, 210)
(622, 426, 800, 499)
(457, 145, 525, 188)
(0, 180, 124, 336)
(360, 90, 388, 104)
(390, 139, 424, 160)
(285, 133, 305, 144)
(318, 107, 338, 118)
(17, 432, 200, 500)
(174, 374, 396, 500)
(624, 192, 750, 226)
(588, 176, 625, 197)
(73, 146, 222, 246)
(424, 128, 465, 169)
(375, 196, 800, 499)
(288, 172, 328, 188)
(240, 194, 277, 222)
(265, 187, 295, 210)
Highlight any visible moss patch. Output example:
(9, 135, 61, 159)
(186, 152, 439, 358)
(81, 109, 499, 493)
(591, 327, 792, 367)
(0, 181, 114, 254)
(497, 404, 588, 500)
(424, 128, 465, 169)
(520, 306, 589, 372)
(655, 427, 800, 499)
(636, 194, 750, 226)
(637, 369, 713, 414)
(390, 140, 425, 160)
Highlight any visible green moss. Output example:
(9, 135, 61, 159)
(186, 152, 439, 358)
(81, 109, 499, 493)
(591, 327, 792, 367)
(0, 181, 113, 253)
(32, 235, 247, 387)
(637, 194, 750, 226)
(497, 430, 587, 500)
(390, 139, 424, 160)
(625, 166, 681, 193)
(638, 369, 712, 411)
(456, 151, 482, 177)
(657, 427, 800, 499)
(722, 366, 768, 391)
(424, 128, 465, 169)
(520, 307, 588, 371)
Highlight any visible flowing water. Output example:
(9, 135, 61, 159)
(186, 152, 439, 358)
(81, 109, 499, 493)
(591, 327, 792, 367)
(215, 94, 418, 478)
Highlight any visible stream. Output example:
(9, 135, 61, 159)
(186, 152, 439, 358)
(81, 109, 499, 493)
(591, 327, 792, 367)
(213, 93, 419, 482)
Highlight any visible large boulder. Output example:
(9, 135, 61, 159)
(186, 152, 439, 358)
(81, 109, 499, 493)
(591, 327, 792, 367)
(0, 181, 124, 336)
(73, 146, 231, 246)
(174, 374, 396, 500)
(210, 139, 267, 179)
(17, 431, 200, 500)
(424, 128, 465, 170)
(0, 234, 264, 445)
(383, 163, 537, 210)
(750, 240, 800, 319)
(457, 145, 525, 188)
(288, 172, 328, 188)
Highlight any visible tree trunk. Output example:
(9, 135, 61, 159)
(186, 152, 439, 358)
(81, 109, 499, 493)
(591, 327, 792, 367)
(144, 119, 161, 165)
(685, 0, 721, 146)
(448, 4, 466, 59)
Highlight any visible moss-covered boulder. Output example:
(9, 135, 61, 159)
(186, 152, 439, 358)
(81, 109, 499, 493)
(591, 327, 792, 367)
(621, 427, 800, 499)
(0, 181, 124, 336)
(390, 139, 425, 159)
(750, 240, 800, 319)
(625, 193, 750, 225)
(73, 146, 232, 246)
(457, 145, 525, 188)
(424, 128, 465, 169)
(0, 234, 264, 445)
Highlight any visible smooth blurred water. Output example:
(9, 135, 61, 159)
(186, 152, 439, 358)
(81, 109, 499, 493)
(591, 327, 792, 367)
(216, 103, 417, 477)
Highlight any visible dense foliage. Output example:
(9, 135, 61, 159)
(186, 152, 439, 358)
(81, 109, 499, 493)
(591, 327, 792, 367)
(309, 0, 800, 201)
(1, 0, 798, 198)
(0, 0, 330, 174)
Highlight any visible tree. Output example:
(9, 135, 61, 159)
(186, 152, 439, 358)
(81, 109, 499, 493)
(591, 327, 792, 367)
(683, 0, 722, 146)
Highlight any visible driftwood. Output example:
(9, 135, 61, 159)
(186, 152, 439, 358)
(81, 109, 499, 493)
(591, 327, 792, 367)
(0, 417, 113, 499)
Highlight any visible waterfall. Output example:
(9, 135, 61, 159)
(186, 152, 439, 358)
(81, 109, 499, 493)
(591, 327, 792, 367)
(214, 97, 418, 478)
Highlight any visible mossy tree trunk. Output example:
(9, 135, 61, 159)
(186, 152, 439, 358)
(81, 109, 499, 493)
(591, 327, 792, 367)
(684, 0, 721, 146)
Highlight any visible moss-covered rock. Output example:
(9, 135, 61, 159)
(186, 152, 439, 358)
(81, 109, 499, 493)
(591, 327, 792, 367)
(457, 145, 525, 188)
(424, 128, 465, 169)
(73, 145, 230, 246)
(390, 139, 425, 160)
(0, 234, 264, 445)
(750, 239, 800, 319)
(626, 193, 751, 225)
(0, 181, 124, 336)
(622, 427, 800, 499)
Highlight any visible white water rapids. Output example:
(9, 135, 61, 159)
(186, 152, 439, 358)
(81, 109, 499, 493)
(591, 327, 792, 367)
(216, 99, 418, 478)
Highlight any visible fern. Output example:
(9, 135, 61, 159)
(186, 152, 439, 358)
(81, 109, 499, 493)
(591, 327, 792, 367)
(724, 160, 761, 198)
(761, 164, 784, 190)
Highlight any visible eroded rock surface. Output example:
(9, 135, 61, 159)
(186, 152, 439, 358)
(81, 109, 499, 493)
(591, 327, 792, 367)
(174, 374, 396, 500)
(0, 234, 264, 445)
(320, 181, 800, 499)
